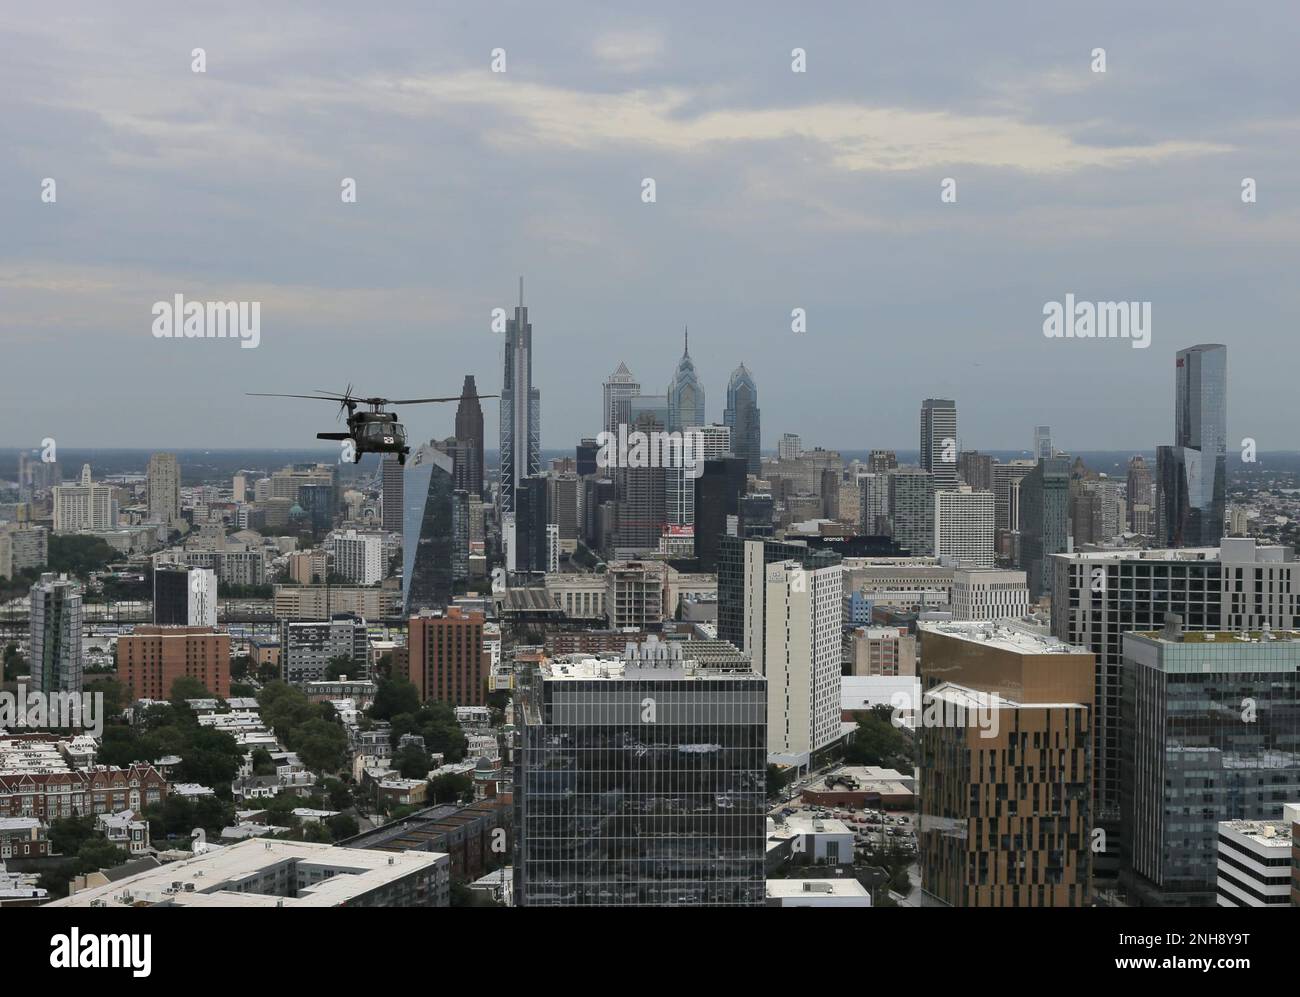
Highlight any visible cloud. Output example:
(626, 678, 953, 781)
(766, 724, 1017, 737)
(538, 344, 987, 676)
(591, 29, 666, 73)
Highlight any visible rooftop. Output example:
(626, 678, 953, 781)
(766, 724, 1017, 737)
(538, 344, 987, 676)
(919, 620, 1087, 656)
(766, 878, 871, 900)
(49, 839, 447, 908)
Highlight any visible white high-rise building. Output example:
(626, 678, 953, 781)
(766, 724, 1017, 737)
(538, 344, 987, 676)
(148, 452, 181, 528)
(602, 362, 640, 437)
(777, 433, 803, 460)
(950, 568, 1030, 621)
(762, 560, 843, 765)
(329, 530, 384, 585)
(1216, 808, 1299, 908)
(52, 464, 116, 534)
(934, 487, 994, 568)
(920, 398, 958, 490)
(188, 567, 218, 627)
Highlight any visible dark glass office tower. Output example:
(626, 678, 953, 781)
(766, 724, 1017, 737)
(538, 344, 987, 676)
(576, 438, 599, 477)
(298, 483, 333, 533)
(723, 364, 761, 477)
(454, 375, 485, 499)
(402, 444, 456, 615)
(153, 567, 190, 625)
(919, 398, 958, 490)
(1156, 344, 1226, 547)
(512, 474, 550, 576)
(514, 651, 767, 906)
(694, 457, 747, 572)
(1120, 625, 1300, 907)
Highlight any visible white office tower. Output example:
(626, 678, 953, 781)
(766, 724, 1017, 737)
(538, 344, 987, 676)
(330, 530, 383, 585)
(666, 423, 731, 526)
(762, 560, 843, 766)
(188, 567, 218, 627)
(546, 523, 560, 573)
(147, 452, 182, 527)
(920, 398, 958, 490)
(950, 568, 1030, 621)
(933, 487, 994, 568)
(1216, 807, 1299, 907)
(52, 464, 116, 533)
(602, 362, 640, 436)
(778, 433, 803, 460)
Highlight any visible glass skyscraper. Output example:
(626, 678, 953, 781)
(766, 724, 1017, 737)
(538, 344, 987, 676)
(401, 444, 456, 615)
(513, 648, 767, 906)
(500, 282, 541, 515)
(666, 328, 704, 431)
(1120, 626, 1300, 906)
(1156, 343, 1226, 547)
(723, 363, 761, 476)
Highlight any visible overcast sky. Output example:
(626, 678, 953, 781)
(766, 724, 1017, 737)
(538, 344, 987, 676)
(3, 2, 1298, 454)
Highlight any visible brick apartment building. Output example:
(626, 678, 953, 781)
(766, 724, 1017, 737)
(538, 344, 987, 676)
(407, 608, 489, 705)
(117, 625, 231, 700)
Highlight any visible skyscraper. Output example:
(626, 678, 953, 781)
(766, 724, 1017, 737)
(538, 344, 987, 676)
(724, 363, 761, 476)
(667, 423, 730, 527)
(1019, 456, 1070, 599)
(500, 279, 540, 515)
(1125, 454, 1154, 533)
(888, 467, 934, 556)
(694, 456, 747, 572)
(920, 398, 958, 490)
(1121, 623, 1300, 907)
(147, 452, 181, 528)
(401, 443, 457, 615)
(918, 621, 1094, 907)
(666, 328, 705, 431)
(1033, 426, 1054, 460)
(1157, 344, 1227, 547)
(381, 454, 404, 533)
(454, 374, 485, 499)
(602, 362, 639, 436)
(513, 645, 767, 906)
(153, 566, 217, 627)
(30, 573, 83, 694)
(933, 487, 995, 567)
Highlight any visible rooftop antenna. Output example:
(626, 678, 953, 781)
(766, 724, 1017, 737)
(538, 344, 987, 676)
(684, 325, 689, 356)
(518, 276, 524, 308)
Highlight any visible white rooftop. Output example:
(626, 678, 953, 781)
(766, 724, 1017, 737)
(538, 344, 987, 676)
(919, 620, 1087, 656)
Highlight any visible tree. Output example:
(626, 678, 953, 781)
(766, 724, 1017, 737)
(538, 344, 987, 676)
(2, 643, 27, 682)
(250, 746, 277, 776)
(325, 655, 354, 681)
(393, 744, 432, 779)
(84, 676, 126, 719)
(294, 718, 348, 774)
(230, 654, 253, 681)
(843, 706, 915, 770)
(46, 534, 117, 577)
(428, 772, 473, 804)
(170, 675, 211, 703)
(326, 813, 358, 841)
(371, 678, 420, 721)
(766, 763, 791, 801)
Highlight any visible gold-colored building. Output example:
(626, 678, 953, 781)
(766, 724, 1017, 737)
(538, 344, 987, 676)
(917, 622, 1094, 907)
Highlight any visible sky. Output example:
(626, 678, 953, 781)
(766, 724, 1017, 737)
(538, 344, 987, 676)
(2, 2, 1298, 455)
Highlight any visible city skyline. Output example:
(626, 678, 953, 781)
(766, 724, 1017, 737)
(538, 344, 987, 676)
(4, 4, 1298, 451)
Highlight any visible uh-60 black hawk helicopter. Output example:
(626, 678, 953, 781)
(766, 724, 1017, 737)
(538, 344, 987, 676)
(247, 385, 497, 465)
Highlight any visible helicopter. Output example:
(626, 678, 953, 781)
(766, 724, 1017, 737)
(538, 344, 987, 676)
(247, 385, 497, 464)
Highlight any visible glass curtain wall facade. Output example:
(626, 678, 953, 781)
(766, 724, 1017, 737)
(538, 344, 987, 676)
(514, 663, 767, 906)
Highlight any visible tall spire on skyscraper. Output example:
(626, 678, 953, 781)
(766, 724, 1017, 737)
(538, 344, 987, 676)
(667, 325, 704, 431)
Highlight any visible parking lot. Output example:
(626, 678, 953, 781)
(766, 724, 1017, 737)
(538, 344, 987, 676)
(770, 800, 917, 856)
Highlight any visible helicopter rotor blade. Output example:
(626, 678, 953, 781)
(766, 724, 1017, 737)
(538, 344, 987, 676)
(246, 392, 354, 402)
(387, 394, 500, 404)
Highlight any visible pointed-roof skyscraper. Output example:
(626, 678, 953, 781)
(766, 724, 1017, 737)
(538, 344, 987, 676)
(667, 327, 705, 432)
(500, 278, 540, 514)
(454, 374, 485, 498)
(603, 361, 640, 436)
(724, 363, 761, 476)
